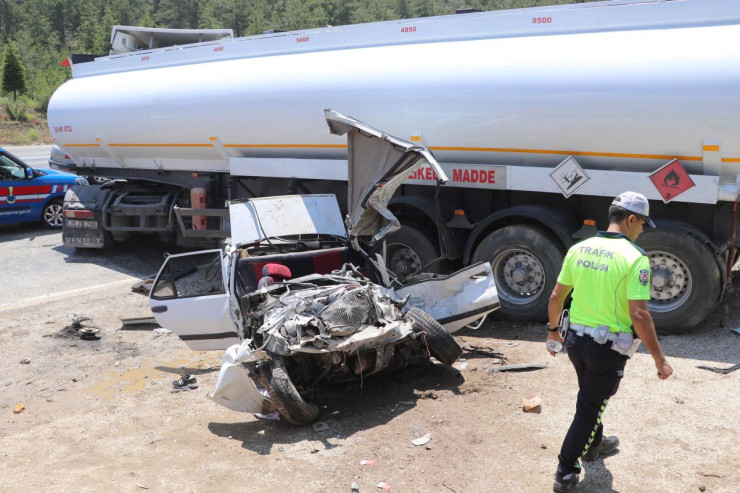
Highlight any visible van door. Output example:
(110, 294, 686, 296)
(149, 249, 241, 350)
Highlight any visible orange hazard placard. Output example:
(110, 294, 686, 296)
(649, 159, 695, 203)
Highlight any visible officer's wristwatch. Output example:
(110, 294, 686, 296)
(546, 322, 559, 333)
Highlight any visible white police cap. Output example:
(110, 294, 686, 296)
(611, 191, 656, 228)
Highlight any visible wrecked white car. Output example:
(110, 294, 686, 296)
(149, 110, 499, 424)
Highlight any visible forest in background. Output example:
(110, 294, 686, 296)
(0, 0, 593, 144)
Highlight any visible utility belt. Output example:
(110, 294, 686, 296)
(568, 322, 641, 358)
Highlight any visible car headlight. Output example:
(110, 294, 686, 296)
(74, 177, 89, 185)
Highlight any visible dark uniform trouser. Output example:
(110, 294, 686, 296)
(557, 332, 629, 476)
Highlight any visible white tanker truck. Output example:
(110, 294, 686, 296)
(48, 0, 740, 332)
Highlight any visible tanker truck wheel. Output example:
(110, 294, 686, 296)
(472, 224, 563, 321)
(637, 230, 721, 334)
(375, 224, 440, 279)
(259, 359, 319, 426)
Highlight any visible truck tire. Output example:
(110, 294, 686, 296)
(41, 199, 64, 228)
(407, 307, 462, 365)
(472, 224, 563, 321)
(375, 224, 440, 279)
(259, 359, 319, 425)
(637, 230, 722, 334)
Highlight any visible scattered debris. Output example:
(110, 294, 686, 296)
(312, 421, 330, 432)
(171, 375, 198, 391)
(13, 403, 25, 414)
(59, 315, 101, 340)
(131, 278, 155, 294)
(398, 401, 415, 406)
(173, 375, 196, 387)
(143, 431, 161, 444)
(488, 363, 547, 373)
(254, 411, 280, 421)
(136, 484, 150, 490)
(79, 327, 101, 340)
(360, 459, 375, 466)
(351, 482, 360, 493)
(461, 345, 505, 359)
(411, 433, 432, 446)
(696, 363, 740, 375)
(19, 358, 30, 364)
(699, 486, 706, 492)
(442, 483, 458, 493)
(152, 328, 173, 337)
(120, 316, 160, 329)
(541, 444, 548, 449)
(731, 328, 740, 336)
(377, 482, 392, 491)
(674, 397, 685, 405)
(522, 395, 542, 413)
(459, 362, 468, 371)
(418, 390, 438, 400)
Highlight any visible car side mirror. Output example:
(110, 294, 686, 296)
(25, 167, 34, 179)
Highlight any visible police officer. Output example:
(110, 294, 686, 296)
(547, 191, 673, 492)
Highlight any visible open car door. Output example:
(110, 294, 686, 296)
(149, 249, 240, 350)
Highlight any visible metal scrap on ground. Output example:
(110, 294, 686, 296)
(696, 363, 740, 375)
(487, 363, 547, 373)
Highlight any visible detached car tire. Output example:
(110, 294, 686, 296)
(259, 359, 319, 425)
(42, 198, 64, 228)
(407, 307, 462, 365)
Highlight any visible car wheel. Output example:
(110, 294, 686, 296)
(472, 224, 564, 321)
(42, 199, 64, 228)
(259, 359, 319, 425)
(406, 307, 462, 365)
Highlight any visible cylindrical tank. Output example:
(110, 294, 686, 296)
(48, 3, 740, 180)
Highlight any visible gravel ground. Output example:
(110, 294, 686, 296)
(1, 229, 739, 492)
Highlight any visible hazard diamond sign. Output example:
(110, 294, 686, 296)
(649, 159, 695, 203)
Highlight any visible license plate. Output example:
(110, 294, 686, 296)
(65, 219, 99, 229)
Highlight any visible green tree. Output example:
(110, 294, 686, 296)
(2, 41, 26, 100)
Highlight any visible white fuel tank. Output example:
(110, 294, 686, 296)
(47, 0, 740, 181)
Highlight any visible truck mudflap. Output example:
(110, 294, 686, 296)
(62, 185, 112, 248)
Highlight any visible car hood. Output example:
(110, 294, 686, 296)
(35, 167, 79, 181)
(325, 109, 448, 242)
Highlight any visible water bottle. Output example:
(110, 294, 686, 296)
(546, 339, 563, 353)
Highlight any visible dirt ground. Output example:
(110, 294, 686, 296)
(2, 252, 739, 492)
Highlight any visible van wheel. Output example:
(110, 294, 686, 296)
(42, 199, 64, 228)
(472, 224, 563, 320)
(637, 230, 721, 334)
(375, 224, 439, 279)
(407, 307, 462, 365)
(259, 359, 319, 425)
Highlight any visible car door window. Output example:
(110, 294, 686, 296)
(151, 251, 225, 300)
(0, 155, 27, 181)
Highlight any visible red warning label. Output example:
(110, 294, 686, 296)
(649, 159, 695, 203)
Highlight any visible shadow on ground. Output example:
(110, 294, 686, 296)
(458, 281, 740, 365)
(208, 362, 464, 455)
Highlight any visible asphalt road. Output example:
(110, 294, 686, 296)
(0, 224, 177, 313)
(3, 145, 53, 168)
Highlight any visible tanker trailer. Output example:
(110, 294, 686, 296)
(48, 0, 740, 332)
